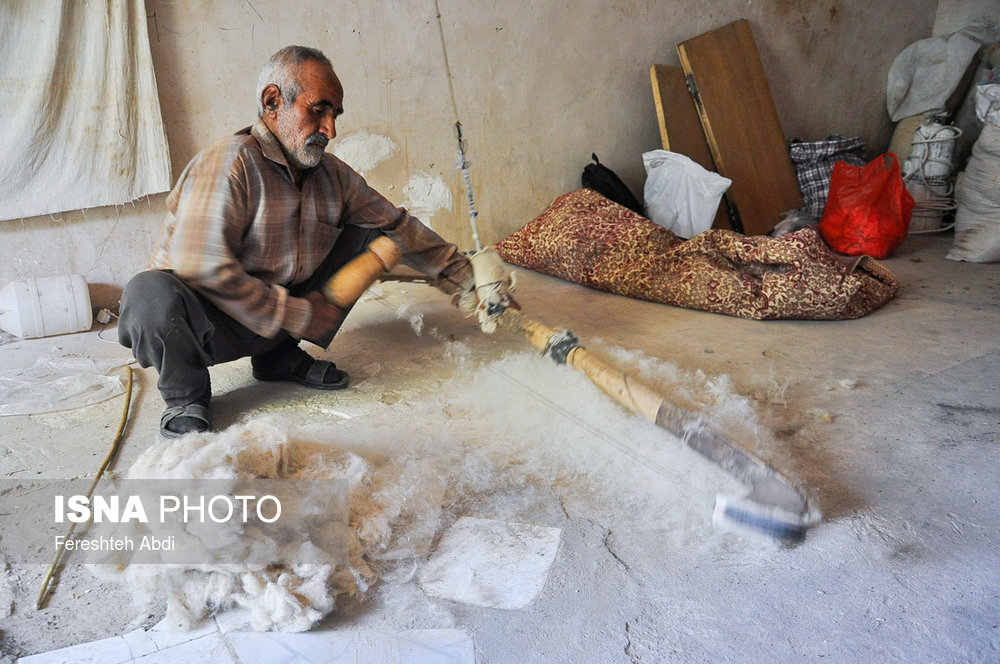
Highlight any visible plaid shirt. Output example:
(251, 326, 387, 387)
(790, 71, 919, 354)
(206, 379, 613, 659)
(150, 120, 472, 339)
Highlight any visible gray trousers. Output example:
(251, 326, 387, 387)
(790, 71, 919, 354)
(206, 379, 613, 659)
(118, 226, 379, 409)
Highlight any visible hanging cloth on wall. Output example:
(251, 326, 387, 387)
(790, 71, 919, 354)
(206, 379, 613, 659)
(0, 0, 171, 221)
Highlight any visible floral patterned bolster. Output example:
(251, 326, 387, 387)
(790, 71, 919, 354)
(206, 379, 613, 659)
(494, 188, 899, 321)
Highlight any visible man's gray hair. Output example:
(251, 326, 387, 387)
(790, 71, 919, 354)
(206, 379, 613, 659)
(256, 45, 334, 117)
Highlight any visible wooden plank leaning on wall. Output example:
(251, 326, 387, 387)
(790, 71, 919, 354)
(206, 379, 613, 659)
(676, 19, 802, 236)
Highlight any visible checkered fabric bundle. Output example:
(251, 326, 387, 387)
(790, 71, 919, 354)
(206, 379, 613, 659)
(789, 134, 867, 216)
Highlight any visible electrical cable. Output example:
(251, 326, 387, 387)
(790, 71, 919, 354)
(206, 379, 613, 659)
(96, 308, 120, 344)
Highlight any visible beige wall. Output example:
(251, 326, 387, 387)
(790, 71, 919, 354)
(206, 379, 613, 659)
(1, 0, 940, 308)
(934, 0, 1000, 35)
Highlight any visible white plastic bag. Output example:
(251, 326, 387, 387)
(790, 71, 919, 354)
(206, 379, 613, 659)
(642, 150, 731, 239)
(0, 354, 126, 416)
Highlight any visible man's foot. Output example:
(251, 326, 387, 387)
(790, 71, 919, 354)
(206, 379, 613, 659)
(251, 346, 350, 390)
(160, 404, 211, 439)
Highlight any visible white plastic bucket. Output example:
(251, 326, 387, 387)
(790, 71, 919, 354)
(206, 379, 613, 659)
(0, 274, 93, 339)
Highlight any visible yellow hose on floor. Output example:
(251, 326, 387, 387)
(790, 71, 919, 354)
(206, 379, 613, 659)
(36, 365, 134, 610)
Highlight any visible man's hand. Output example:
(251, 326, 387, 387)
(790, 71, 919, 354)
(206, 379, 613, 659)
(299, 291, 345, 348)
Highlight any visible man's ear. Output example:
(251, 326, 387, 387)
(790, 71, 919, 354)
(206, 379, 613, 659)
(261, 84, 282, 114)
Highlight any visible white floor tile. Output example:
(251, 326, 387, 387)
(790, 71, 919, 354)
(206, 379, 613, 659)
(18, 621, 229, 664)
(19, 618, 472, 664)
(222, 628, 474, 664)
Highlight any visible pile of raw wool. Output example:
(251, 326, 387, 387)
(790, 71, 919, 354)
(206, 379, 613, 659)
(90, 417, 420, 632)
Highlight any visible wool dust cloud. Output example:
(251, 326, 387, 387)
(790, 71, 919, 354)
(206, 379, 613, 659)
(95, 293, 779, 632)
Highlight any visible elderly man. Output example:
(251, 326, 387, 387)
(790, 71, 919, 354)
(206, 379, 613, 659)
(119, 45, 476, 438)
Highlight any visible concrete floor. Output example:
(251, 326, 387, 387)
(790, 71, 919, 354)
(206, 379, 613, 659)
(1, 233, 998, 662)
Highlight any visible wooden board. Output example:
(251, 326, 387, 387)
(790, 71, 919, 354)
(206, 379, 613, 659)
(676, 20, 802, 235)
(649, 64, 731, 230)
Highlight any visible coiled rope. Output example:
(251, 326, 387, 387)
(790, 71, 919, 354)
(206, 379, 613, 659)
(903, 123, 963, 234)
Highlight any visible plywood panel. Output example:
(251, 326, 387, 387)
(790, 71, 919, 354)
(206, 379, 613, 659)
(649, 64, 731, 230)
(676, 20, 802, 235)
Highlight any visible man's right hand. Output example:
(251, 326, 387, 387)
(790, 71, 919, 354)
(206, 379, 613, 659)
(299, 291, 345, 347)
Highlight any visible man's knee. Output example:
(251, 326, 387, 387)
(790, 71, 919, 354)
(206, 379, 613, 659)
(118, 270, 187, 346)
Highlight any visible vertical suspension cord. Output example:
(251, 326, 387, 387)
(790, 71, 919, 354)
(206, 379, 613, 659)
(434, 0, 483, 252)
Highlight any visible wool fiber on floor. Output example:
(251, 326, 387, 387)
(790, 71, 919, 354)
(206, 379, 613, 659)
(95, 330, 778, 632)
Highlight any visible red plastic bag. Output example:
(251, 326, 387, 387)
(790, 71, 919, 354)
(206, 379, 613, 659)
(818, 153, 914, 259)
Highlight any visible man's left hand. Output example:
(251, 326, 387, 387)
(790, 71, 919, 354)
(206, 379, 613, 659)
(299, 291, 345, 348)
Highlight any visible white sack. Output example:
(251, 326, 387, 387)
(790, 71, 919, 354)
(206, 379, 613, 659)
(642, 150, 731, 239)
(0, 0, 171, 221)
(974, 83, 1000, 126)
(947, 124, 1000, 263)
(886, 31, 982, 122)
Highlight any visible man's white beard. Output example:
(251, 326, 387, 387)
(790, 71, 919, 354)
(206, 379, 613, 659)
(295, 141, 326, 169)
(276, 113, 327, 170)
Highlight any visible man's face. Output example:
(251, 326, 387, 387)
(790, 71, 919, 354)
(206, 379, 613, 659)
(272, 59, 344, 171)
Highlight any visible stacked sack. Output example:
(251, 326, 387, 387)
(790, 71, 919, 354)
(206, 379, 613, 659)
(947, 66, 1000, 263)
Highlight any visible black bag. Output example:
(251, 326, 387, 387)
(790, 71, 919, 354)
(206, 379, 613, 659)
(582, 153, 644, 215)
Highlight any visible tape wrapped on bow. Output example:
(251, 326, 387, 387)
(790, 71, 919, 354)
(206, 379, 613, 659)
(467, 246, 518, 333)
